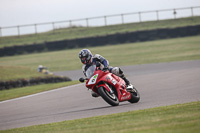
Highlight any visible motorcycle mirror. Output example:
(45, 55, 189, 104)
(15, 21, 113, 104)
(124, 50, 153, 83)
(79, 77, 85, 83)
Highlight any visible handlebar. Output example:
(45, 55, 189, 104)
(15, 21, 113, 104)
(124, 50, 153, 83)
(79, 77, 87, 83)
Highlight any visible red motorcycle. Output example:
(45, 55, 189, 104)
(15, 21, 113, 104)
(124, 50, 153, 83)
(79, 64, 140, 106)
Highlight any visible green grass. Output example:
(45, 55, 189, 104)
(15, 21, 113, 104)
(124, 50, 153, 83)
(0, 35, 200, 72)
(0, 65, 79, 101)
(0, 35, 199, 101)
(0, 17, 200, 48)
(0, 65, 48, 81)
(0, 81, 79, 101)
(0, 65, 78, 102)
(0, 17, 199, 132)
(1, 101, 200, 133)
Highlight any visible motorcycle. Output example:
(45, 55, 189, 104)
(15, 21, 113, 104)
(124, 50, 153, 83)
(79, 63, 140, 106)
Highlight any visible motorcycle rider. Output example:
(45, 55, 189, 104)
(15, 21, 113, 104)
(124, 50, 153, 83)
(78, 49, 133, 97)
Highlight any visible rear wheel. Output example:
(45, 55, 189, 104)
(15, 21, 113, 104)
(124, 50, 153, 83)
(128, 86, 140, 103)
(98, 86, 119, 106)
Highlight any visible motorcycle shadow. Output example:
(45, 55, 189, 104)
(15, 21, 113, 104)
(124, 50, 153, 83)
(62, 102, 132, 115)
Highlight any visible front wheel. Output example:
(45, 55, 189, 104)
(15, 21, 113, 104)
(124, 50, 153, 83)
(98, 86, 119, 106)
(128, 86, 140, 103)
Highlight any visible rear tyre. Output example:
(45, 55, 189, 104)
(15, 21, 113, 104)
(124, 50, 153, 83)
(98, 86, 119, 106)
(128, 86, 140, 103)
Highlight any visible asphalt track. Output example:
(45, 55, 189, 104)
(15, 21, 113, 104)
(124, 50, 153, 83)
(0, 60, 200, 130)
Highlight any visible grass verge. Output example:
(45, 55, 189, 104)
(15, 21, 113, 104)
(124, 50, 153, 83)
(0, 35, 200, 71)
(0, 17, 200, 48)
(0, 65, 49, 81)
(0, 81, 79, 102)
(1, 101, 200, 133)
(0, 35, 199, 101)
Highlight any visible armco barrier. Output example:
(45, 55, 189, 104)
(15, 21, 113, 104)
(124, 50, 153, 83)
(0, 25, 200, 57)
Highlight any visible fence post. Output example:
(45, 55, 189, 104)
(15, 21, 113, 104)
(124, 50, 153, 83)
(86, 18, 89, 27)
(17, 26, 20, 36)
(35, 24, 37, 34)
(0, 27, 2, 37)
(191, 7, 194, 17)
(121, 14, 124, 24)
(138, 12, 142, 22)
(69, 20, 72, 27)
(52, 22, 55, 30)
(104, 16, 107, 26)
(156, 10, 159, 21)
(173, 9, 177, 19)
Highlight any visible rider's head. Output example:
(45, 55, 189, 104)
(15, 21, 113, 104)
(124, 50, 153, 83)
(79, 49, 92, 64)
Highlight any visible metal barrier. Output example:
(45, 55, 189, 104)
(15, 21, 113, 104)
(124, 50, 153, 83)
(0, 6, 199, 37)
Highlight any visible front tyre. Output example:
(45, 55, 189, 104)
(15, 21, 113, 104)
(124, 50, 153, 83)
(98, 86, 119, 106)
(128, 86, 140, 103)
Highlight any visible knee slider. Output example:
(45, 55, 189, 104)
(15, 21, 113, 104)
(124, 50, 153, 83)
(111, 67, 124, 77)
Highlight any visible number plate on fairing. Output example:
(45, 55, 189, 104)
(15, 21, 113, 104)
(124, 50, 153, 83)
(88, 74, 98, 85)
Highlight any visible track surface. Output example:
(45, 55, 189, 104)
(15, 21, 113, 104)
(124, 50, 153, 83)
(0, 60, 200, 130)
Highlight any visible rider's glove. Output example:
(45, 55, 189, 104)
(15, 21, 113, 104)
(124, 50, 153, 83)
(102, 67, 109, 72)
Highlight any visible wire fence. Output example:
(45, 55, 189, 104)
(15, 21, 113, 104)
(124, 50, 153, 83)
(0, 6, 200, 37)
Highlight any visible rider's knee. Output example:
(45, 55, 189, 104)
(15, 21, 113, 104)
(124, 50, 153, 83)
(111, 67, 124, 77)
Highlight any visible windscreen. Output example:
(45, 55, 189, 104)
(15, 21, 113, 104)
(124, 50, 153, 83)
(85, 65, 96, 79)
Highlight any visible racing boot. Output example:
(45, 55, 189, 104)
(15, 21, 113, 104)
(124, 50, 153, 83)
(91, 90, 99, 98)
(111, 67, 133, 91)
(121, 76, 134, 91)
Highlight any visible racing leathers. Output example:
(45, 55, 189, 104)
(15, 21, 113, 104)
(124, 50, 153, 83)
(82, 54, 133, 91)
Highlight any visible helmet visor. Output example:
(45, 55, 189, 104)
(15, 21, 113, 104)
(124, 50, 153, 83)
(80, 57, 86, 64)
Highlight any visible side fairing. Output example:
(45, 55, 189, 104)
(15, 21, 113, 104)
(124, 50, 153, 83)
(104, 74, 122, 88)
(106, 74, 131, 101)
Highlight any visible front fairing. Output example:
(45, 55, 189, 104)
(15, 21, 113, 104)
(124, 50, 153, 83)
(85, 65, 107, 89)
(85, 65, 131, 102)
(85, 65, 100, 88)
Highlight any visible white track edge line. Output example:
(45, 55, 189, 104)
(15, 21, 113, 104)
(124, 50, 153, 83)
(0, 83, 83, 104)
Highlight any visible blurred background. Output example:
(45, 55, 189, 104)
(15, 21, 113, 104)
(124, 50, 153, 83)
(0, 0, 200, 36)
